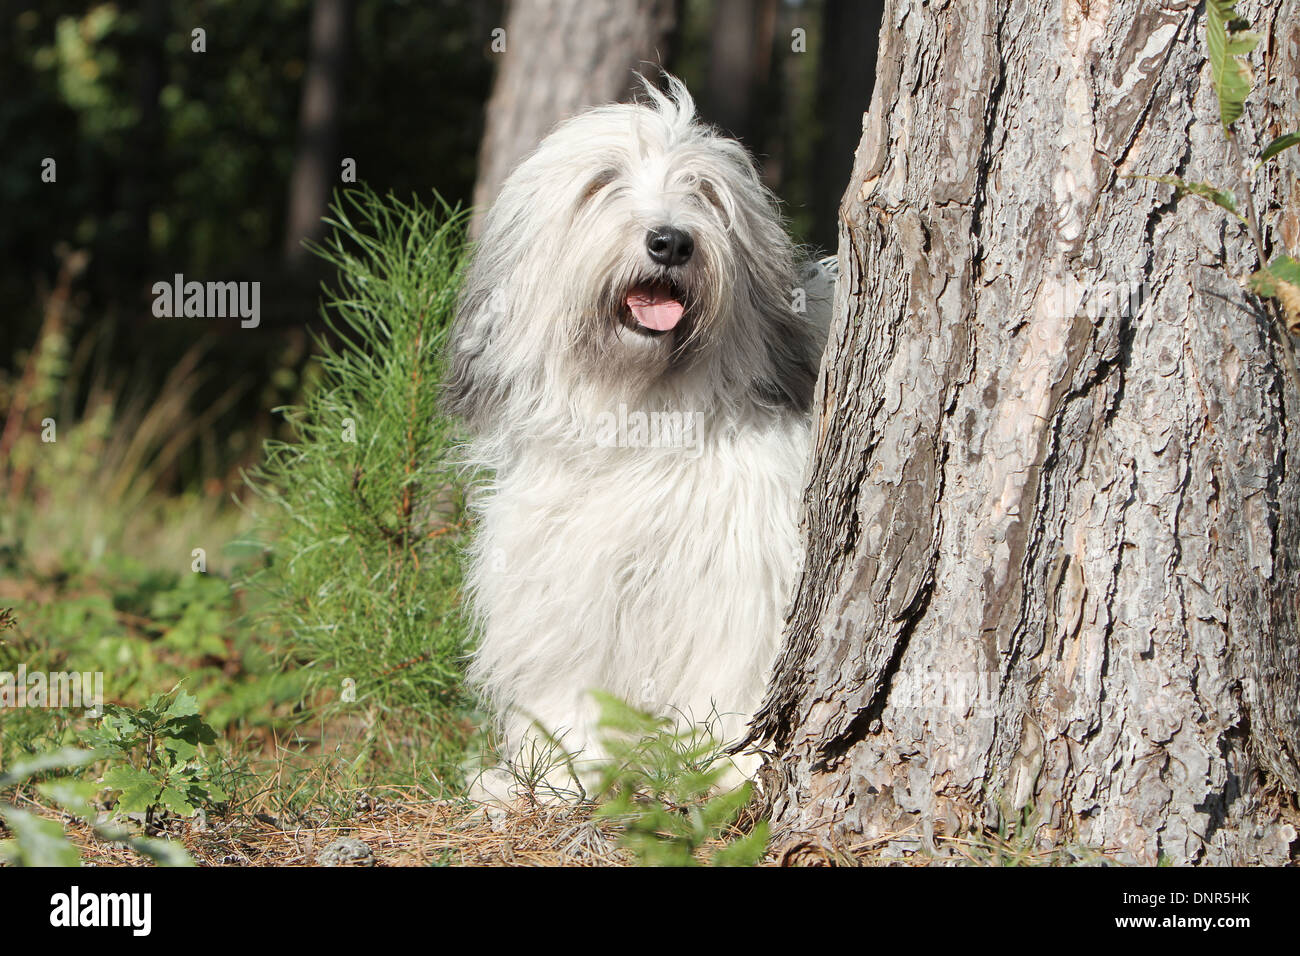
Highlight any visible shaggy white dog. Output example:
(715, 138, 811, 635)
(447, 76, 831, 800)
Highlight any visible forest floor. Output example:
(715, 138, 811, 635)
(0, 537, 1126, 868)
(8, 792, 640, 867)
(4, 776, 1120, 867)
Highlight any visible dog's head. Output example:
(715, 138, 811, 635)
(448, 75, 823, 431)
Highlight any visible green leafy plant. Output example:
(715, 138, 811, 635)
(592, 693, 769, 867)
(0, 746, 192, 867)
(1206, 0, 1258, 130)
(241, 186, 473, 773)
(1130, 2, 1300, 371)
(78, 684, 226, 828)
(0, 747, 97, 866)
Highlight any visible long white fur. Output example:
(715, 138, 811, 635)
(446, 76, 831, 799)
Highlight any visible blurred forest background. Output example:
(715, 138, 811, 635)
(2, 0, 882, 508)
(0, 0, 884, 854)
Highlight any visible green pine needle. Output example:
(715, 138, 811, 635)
(242, 186, 475, 769)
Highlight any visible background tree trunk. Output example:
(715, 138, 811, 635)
(469, 0, 678, 237)
(706, 0, 777, 150)
(753, 0, 1300, 866)
(122, 0, 166, 282)
(284, 0, 353, 267)
(808, 0, 883, 252)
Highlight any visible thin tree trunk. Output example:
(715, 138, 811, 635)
(284, 0, 352, 267)
(123, 0, 166, 280)
(753, 0, 1300, 866)
(808, 0, 882, 251)
(706, 0, 777, 150)
(469, 0, 678, 237)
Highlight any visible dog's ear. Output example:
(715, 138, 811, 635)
(443, 276, 506, 430)
(750, 258, 830, 414)
(755, 311, 822, 413)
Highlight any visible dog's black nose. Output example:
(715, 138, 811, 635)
(646, 226, 694, 266)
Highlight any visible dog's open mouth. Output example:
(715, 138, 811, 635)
(622, 280, 686, 337)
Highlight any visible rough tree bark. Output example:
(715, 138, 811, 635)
(753, 0, 1300, 865)
(469, 0, 677, 236)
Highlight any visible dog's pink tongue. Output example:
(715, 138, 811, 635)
(627, 290, 684, 331)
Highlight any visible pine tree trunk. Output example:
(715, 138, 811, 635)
(809, 0, 883, 251)
(706, 0, 777, 149)
(752, 0, 1300, 866)
(284, 0, 352, 267)
(469, 0, 677, 236)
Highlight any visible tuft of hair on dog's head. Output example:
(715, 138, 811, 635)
(445, 72, 827, 435)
